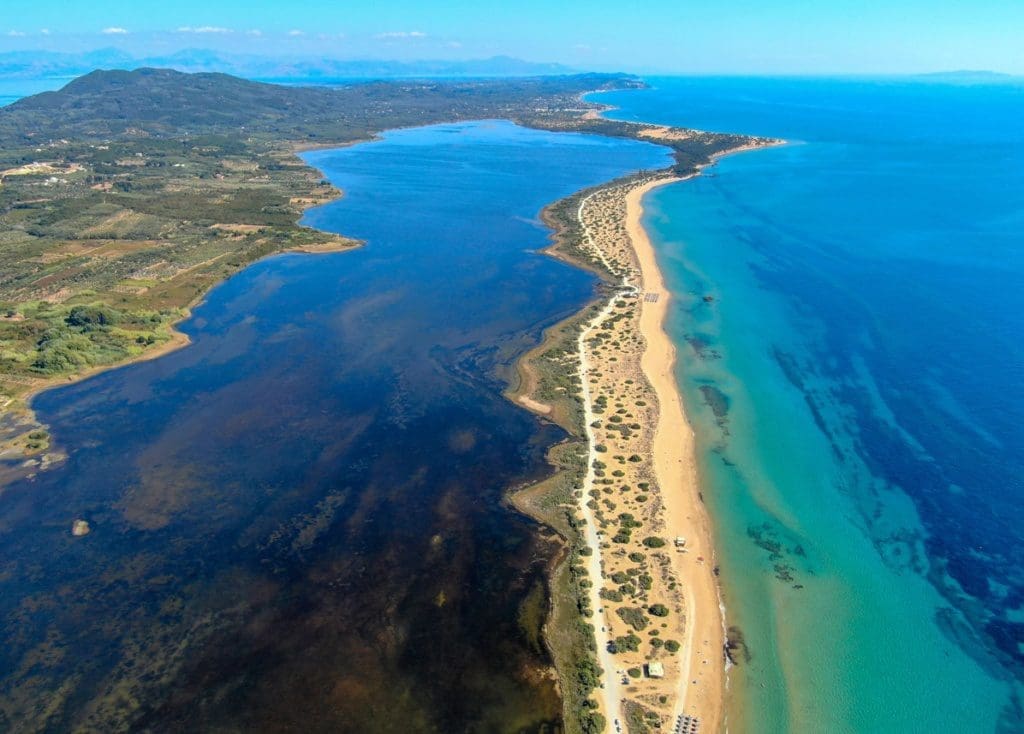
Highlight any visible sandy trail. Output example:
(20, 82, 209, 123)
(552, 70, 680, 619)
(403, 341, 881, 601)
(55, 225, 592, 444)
(577, 291, 627, 727)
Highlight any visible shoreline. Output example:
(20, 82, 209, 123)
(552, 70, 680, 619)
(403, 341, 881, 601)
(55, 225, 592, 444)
(510, 136, 781, 733)
(626, 177, 725, 730)
(0, 214, 358, 474)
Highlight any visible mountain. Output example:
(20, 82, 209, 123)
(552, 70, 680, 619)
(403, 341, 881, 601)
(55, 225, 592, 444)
(0, 49, 578, 80)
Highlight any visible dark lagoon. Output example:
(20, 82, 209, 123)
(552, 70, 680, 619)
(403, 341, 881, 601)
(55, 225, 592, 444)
(0, 120, 671, 732)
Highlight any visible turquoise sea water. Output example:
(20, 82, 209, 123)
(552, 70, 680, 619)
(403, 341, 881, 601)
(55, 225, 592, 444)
(593, 78, 1024, 731)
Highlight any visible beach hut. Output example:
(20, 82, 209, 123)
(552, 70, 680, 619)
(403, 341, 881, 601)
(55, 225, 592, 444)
(674, 536, 686, 548)
(646, 661, 665, 678)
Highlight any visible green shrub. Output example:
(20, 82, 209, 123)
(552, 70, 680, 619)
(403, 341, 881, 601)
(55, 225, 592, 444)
(642, 536, 665, 548)
(612, 633, 641, 653)
(66, 304, 120, 328)
(616, 606, 649, 631)
(649, 603, 669, 617)
(600, 588, 623, 602)
(581, 711, 606, 734)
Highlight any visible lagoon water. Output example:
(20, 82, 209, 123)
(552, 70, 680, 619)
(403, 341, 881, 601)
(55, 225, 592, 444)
(0, 120, 670, 731)
(594, 78, 1024, 731)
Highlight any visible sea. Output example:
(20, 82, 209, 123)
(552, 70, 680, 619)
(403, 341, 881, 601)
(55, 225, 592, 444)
(592, 76, 1024, 732)
(1, 75, 1022, 732)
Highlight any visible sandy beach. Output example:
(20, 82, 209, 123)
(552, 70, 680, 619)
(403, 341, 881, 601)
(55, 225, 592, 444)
(627, 178, 725, 730)
(543, 171, 726, 732)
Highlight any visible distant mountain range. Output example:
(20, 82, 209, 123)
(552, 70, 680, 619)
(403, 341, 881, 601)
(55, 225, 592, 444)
(0, 49, 579, 80)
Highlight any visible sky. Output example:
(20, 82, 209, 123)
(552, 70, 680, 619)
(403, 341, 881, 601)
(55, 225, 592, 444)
(1, 0, 1022, 75)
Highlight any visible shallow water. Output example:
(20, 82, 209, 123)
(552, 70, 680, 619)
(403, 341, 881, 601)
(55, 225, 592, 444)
(0, 120, 670, 731)
(594, 77, 1024, 731)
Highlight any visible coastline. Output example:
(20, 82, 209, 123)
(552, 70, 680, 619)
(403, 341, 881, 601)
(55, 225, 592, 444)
(0, 204, 358, 473)
(510, 136, 781, 733)
(626, 177, 724, 730)
(508, 172, 726, 732)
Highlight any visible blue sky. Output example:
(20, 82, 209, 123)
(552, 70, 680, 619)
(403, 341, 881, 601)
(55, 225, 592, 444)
(2, 0, 1022, 74)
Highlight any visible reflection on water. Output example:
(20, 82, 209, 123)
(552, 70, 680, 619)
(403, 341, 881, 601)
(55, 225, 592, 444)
(0, 121, 670, 731)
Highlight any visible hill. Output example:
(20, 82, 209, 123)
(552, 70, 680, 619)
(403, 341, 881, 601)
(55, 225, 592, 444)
(0, 67, 634, 144)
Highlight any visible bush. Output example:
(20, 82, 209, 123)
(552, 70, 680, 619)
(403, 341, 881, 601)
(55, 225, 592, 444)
(576, 657, 603, 689)
(581, 711, 606, 734)
(600, 588, 624, 602)
(628, 552, 646, 563)
(649, 603, 669, 617)
(612, 633, 641, 653)
(66, 304, 119, 328)
(664, 639, 681, 653)
(616, 606, 649, 631)
(627, 667, 642, 678)
(642, 536, 666, 548)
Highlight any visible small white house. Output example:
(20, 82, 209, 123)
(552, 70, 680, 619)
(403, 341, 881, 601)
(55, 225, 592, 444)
(674, 536, 687, 548)
(646, 661, 665, 678)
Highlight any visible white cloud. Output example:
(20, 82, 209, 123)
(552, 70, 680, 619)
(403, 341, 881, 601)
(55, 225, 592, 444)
(177, 26, 232, 34)
(446, 41, 463, 49)
(102, 27, 129, 35)
(7, 30, 26, 37)
(287, 29, 304, 36)
(375, 31, 427, 40)
(246, 29, 263, 36)
(40, 28, 50, 35)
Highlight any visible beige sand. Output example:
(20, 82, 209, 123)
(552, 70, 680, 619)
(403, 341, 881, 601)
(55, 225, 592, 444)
(563, 172, 727, 732)
(626, 178, 724, 731)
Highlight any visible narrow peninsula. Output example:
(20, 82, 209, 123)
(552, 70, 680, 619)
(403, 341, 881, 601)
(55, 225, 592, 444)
(511, 137, 778, 731)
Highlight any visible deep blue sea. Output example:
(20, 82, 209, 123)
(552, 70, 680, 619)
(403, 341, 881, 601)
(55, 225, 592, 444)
(593, 77, 1024, 731)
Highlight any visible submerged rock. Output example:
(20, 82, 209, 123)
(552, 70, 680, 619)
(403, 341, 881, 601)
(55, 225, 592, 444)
(71, 519, 91, 537)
